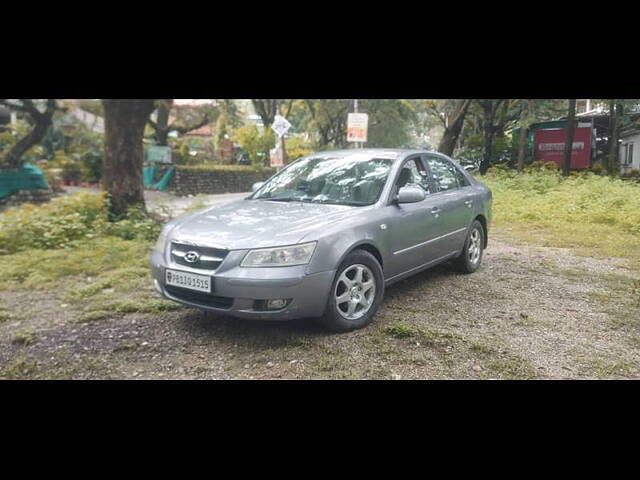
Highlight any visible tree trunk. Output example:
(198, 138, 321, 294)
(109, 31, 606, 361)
(479, 102, 496, 175)
(102, 99, 156, 218)
(562, 99, 577, 177)
(437, 99, 472, 156)
(614, 102, 624, 172)
(155, 100, 173, 146)
(517, 100, 528, 172)
(606, 100, 624, 175)
(251, 100, 278, 128)
(480, 123, 494, 174)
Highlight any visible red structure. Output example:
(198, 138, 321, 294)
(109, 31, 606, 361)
(533, 127, 593, 169)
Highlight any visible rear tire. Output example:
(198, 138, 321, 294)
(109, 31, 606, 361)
(453, 220, 485, 274)
(317, 250, 384, 332)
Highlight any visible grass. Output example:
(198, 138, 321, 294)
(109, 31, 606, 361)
(576, 356, 635, 379)
(0, 304, 11, 323)
(485, 357, 537, 379)
(384, 322, 463, 348)
(11, 328, 38, 346)
(0, 350, 117, 380)
(0, 355, 38, 379)
(0, 236, 179, 320)
(483, 165, 640, 269)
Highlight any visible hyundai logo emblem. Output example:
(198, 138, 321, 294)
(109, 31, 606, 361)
(184, 251, 200, 264)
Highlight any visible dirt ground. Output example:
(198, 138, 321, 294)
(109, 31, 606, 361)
(1, 226, 638, 380)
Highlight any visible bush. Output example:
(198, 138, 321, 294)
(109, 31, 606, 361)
(69, 126, 103, 183)
(168, 137, 217, 165)
(284, 136, 314, 162)
(232, 125, 275, 166)
(0, 192, 160, 254)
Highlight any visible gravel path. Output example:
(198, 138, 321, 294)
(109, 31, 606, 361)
(1, 229, 638, 380)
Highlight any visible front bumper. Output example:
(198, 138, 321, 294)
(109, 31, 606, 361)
(150, 249, 335, 320)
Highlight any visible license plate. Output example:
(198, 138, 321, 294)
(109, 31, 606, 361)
(165, 269, 211, 293)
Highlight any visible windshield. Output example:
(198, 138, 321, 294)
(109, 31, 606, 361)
(252, 154, 394, 206)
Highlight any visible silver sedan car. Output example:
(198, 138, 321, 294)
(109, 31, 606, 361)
(150, 149, 492, 332)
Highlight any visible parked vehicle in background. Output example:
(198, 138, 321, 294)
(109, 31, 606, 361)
(237, 152, 251, 166)
(150, 149, 492, 332)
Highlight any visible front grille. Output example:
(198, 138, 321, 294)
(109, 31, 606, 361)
(165, 285, 234, 310)
(170, 241, 228, 271)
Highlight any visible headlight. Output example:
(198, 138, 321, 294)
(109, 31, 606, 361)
(154, 224, 174, 253)
(241, 242, 317, 267)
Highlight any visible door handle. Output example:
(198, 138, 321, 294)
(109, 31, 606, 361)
(464, 200, 473, 208)
(430, 207, 440, 217)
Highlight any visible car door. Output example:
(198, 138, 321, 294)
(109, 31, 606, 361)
(423, 154, 475, 255)
(385, 156, 443, 279)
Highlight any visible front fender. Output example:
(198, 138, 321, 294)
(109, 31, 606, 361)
(304, 212, 389, 275)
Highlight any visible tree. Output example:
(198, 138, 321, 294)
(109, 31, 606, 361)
(0, 99, 61, 169)
(304, 99, 351, 149)
(476, 99, 522, 174)
(102, 99, 156, 218)
(214, 99, 243, 151)
(562, 99, 577, 177)
(421, 99, 472, 156)
(360, 99, 416, 148)
(251, 100, 280, 128)
(147, 100, 214, 146)
(517, 99, 530, 172)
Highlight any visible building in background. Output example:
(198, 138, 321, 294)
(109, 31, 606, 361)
(619, 130, 640, 174)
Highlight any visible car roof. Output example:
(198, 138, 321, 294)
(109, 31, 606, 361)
(306, 148, 439, 161)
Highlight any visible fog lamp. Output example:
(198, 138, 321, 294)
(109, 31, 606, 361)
(266, 299, 288, 310)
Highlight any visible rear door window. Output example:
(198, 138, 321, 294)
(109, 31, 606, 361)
(425, 155, 463, 192)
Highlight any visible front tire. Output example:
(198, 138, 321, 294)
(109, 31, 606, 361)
(317, 250, 384, 332)
(453, 220, 485, 274)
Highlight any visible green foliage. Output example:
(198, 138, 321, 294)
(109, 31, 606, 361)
(284, 136, 314, 161)
(42, 126, 67, 160)
(360, 99, 416, 148)
(167, 136, 216, 165)
(233, 125, 275, 165)
(0, 236, 150, 291)
(49, 150, 85, 183)
(0, 130, 16, 154)
(0, 120, 45, 163)
(0, 192, 160, 254)
(0, 234, 179, 318)
(483, 164, 640, 260)
(455, 134, 512, 164)
(68, 125, 104, 183)
(40, 125, 103, 183)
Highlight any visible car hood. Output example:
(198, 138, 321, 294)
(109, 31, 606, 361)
(169, 199, 360, 250)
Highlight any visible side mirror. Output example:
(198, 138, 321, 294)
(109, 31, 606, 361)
(251, 182, 265, 192)
(397, 186, 426, 204)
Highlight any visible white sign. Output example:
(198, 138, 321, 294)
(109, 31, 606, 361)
(347, 113, 368, 143)
(271, 115, 291, 138)
(270, 146, 284, 167)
